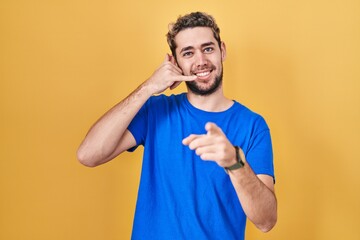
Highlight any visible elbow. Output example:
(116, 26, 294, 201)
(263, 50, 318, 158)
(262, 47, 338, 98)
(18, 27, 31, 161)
(77, 148, 99, 168)
(258, 222, 276, 233)
(257, 214, 277, 233)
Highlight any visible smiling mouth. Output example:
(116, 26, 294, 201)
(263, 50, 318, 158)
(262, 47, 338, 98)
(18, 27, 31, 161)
(192, 69, 213, 79)
(196, 71, 211, 77)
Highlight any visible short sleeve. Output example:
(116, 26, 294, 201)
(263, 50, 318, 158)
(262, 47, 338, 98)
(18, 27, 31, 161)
(127, 101, 148, 152)
(245, 117, 275, 181)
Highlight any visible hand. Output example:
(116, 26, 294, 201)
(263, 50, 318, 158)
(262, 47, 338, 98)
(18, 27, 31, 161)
(182, 122, 237, 168)
(145, 54, 197, 95)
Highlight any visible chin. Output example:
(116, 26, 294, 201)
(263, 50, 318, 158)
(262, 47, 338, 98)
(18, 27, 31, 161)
(186, 77, 222, 96)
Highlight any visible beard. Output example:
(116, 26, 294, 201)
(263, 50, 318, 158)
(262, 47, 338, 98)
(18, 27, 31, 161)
(186, 66, 223, 96)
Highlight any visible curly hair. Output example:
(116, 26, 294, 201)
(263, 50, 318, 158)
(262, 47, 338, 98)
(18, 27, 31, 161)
(166, 12, 221, 58)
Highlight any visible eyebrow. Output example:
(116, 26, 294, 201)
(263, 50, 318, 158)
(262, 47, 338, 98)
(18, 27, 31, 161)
(179, 41, 216, 54)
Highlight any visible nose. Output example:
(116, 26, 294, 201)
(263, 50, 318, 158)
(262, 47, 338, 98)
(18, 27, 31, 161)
(195, 52, 208, 68)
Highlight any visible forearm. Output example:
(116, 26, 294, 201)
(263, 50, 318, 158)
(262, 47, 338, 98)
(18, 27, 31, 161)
(77, 82, 153, 166)
(228, 164, 277, 232)
(182, 123, 277, 231)
(78, 55, 197, 167)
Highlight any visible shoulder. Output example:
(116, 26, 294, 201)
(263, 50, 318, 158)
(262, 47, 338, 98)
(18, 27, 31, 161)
(233, 101, 266, 121)
(146, 93, 185, 107)
(232, 101, 269, 130)
(140, 94, 186, 117)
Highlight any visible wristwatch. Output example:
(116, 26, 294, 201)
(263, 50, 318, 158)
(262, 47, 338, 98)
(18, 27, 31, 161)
(224, 146, 245, 174)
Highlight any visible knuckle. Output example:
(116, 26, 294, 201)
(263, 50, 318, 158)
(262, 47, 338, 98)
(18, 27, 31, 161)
(195, 148, 201, 155)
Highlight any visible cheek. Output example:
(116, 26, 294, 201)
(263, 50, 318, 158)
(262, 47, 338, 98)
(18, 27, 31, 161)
(177, 61, 192, 74)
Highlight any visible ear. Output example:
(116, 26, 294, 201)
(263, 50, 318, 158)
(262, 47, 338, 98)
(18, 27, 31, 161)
(168, 54, 176, 65)
(220, 41, 227, 62)
(168, 54, 180, 67)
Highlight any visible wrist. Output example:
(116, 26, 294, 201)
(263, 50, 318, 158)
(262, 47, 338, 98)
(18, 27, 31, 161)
(224, 146, 245, 174)
(139, 80, 158, 97)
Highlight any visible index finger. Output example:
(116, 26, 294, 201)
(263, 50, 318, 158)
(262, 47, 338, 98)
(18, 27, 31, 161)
(182, 134, 201, 146)
(205, 122, 223, 135)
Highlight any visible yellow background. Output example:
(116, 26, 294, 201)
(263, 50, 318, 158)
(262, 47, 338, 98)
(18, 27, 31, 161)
(1, 0, 359, 239)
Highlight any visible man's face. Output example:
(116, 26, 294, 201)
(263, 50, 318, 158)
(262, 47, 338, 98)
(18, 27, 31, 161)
(174, 27, 226, 96)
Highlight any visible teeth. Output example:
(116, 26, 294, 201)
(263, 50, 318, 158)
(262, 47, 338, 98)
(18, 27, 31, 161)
(196, 71, 210, 77)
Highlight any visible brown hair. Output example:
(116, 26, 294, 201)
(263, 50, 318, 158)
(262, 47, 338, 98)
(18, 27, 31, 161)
(166, 12, 221, 58)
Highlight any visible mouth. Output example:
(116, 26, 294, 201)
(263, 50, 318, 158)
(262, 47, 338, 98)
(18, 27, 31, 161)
(196, 71, 211, 77)
(193, 69, 213, 80)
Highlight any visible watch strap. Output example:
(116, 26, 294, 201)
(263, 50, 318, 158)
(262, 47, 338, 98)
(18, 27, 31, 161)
(224, 146, 245, 173)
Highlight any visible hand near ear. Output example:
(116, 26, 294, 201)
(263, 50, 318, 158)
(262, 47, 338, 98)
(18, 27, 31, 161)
(168, 55, 183, 90)
(144, 54, 196, 95)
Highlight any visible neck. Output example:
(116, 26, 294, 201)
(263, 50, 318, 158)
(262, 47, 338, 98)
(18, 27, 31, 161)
(186, 86, 233, 112)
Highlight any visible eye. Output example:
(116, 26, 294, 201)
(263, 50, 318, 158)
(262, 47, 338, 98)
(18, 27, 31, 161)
(203, 47, 214, 53)
(182, 51, 193, 57)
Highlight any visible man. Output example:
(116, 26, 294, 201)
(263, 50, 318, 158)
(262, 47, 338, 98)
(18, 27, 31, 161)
(77, 12, 277, 239)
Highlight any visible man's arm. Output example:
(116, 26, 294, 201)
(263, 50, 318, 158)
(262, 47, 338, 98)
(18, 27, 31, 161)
(182, 122, 277, 232)
(227, 156, 277, 232)
(77, 55, 197, 167)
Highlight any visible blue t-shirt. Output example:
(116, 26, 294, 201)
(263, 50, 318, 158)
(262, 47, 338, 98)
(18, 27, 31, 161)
(128, 93, 274, 240)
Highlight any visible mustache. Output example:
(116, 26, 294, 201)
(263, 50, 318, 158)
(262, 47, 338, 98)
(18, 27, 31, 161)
(190, 64, 216, 74)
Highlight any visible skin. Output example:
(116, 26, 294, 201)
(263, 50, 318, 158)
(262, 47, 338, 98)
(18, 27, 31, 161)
(77, 26, 277, 232)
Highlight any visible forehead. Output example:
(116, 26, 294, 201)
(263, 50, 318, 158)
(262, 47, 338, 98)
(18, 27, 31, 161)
(174, 27, 216, 50)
